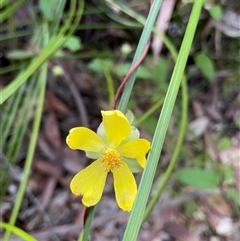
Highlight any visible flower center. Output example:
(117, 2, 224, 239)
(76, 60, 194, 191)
(101, 148, 122, 172)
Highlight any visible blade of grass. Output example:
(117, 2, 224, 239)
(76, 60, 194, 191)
(2, 1, 85, 238)
(0, 0, 10, 8)
(0, 84, 24, 148)
(143, 74, 188, 222)
(39, 0, 66, 37)
(0, 222, 37, 241)
(78, 206, 96, 241)
(0, 0, 27, 23)
(100, 60, 115, 105)
(140, 23, 189, 222)
(2, 64, 47, 241)
(6, 75, 40, 162)
(122, 1, 205, 240)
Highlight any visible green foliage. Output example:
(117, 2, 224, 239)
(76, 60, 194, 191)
(192, 154, 205, 168)
(124, 1, 205, 239)
(88, 59, 152, 79)
(0, 0, 26, 23)
(7, 50, 36, 60)
(222, 164, 234, 183)
(151, 59, 170, 85)
(194, 52, 215, 81)
(116, 62, 152, 78)
(1, 0, 238, 240)
(175, 168, 219, 189)
(218, 137, 232, 150)
(88, 58, 112, 72)
(209, 4, 223, 20)
(0, 222, 37, 241)
(1, 0, 85, 240)
(227, 189, 240, 206)
(39, 0, 56, 20)
(64, 36, 82, 52)
(183, 200, 198, 217)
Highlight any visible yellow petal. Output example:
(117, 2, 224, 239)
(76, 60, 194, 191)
(66, 127, 106, 152)
(118, 139, 150, 167)
(101, 110, 131, 147)
(112, 161, 137, 211)
(70, 159, 107, 207)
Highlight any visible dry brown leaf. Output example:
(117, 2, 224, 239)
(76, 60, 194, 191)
(34, 160, 62, 178)
(233, 161, 240, 194)
(63, 146, 86, 174)
(44, 112, 62, 150)
(200, 195, 234, 237)
(40, 177, 57, 209)
(45, 90, 71, 115)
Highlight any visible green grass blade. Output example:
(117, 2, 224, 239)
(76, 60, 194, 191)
(0, 84, 24, 148)
(78, 206, 96, 241)
(0, 0, 27, 23)
(0, 222, 37, 241)
(2, 64, 47, 241)
(6, 75, 40, 162)
(0, 0, 10, 8)
(122, 1, 205, 240)
(143, 74, 188, 222)
(100, 60, 115, 105)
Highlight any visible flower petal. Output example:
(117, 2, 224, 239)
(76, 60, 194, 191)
(112, 161, 137, 211)
(66, 127, 106, 152)
(118, 139, 150, 167)
(70, 159, 107, 207)
(101, 110, 131, 147)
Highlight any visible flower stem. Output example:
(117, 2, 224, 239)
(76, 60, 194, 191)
(111, 0, 153, 110)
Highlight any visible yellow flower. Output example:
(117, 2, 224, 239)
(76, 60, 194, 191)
(66, 110, 150, 211)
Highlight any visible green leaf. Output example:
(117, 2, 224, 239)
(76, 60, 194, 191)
(7, 50, 35, 60)
(218, 137, 232, 150)
(194, 52, 215, 81)
(209, 5, 223, 20)
(222, 164, 233, 182)
(0, 222, 37, 241)
(226, 188, 240, 205)
(88, 59, 113, 72)
(64, 36, 81, 52)
(39, 0, 53, 20)
(115, 63, 152, 79)
(183, 200, 198, 217)
(151, 58, 169, 84)
(88, 60, 151, 79)
(40, 0, 63, 21)
(175, 168, 219, 189)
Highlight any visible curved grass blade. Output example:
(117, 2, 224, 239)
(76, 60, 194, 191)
(122, 1, 205, 240)
(0, 222, 37, 241)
